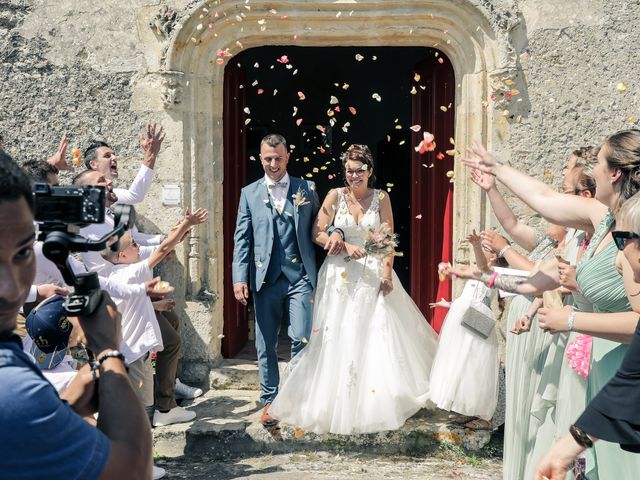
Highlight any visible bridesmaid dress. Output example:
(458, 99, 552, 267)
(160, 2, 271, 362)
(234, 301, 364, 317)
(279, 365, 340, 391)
(502, 235, 558, 480)
(522, 230, 592, 480)
(574, 212, 640, 479)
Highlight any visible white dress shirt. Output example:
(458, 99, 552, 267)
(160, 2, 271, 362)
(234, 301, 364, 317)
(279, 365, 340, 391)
(264, 173, 290, 213)
(80, 208, 162, 273)
(107, 258, 163, 363)
(32, 241, 145, 300)
(113, 164, 155, 205)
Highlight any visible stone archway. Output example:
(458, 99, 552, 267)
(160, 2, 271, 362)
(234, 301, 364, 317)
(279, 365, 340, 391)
(158, 0, 524, 368)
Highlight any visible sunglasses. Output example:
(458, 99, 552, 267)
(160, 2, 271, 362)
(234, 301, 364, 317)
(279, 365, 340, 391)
(612, 230, 640, 250)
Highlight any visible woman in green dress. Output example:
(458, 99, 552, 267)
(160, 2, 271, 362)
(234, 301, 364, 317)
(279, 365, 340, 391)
(464, 130, 640, 479)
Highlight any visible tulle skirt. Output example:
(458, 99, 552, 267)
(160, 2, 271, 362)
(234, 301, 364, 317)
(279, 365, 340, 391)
(270, 255, 439, 434)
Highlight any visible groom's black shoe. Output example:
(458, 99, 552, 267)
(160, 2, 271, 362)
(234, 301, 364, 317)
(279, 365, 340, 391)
(260, 403, 278, 427)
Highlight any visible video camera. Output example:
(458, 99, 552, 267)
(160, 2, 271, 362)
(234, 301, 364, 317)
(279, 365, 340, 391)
(33, 183, 135, 316)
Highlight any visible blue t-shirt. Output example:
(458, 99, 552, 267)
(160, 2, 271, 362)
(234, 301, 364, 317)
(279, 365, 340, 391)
(0, 335, 110, 479)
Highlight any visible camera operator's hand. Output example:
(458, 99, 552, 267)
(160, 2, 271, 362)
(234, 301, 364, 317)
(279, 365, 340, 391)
(59, 363, 99, 417)
(70, 292, 122, 355)
(36, 283, 70, 303)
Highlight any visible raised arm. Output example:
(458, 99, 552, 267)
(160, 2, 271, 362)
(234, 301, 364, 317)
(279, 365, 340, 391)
(464, 142, 608, 231)
(147, 207, 208, 269)
(113, 123, 164, 205)
(471, 169, 539, 251)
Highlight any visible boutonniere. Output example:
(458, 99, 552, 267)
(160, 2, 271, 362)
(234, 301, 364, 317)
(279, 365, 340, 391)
(292, 186, 310, 210)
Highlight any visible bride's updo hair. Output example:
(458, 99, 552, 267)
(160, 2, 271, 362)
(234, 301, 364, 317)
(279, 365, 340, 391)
(603, 129, 640, 207)
(341, 144, 376, 188)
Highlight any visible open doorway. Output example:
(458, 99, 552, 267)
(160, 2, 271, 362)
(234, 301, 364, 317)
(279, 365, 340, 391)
(223, 46, 455, 358)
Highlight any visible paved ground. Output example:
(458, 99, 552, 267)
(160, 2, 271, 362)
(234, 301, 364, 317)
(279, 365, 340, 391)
(156, 451, 502, 479)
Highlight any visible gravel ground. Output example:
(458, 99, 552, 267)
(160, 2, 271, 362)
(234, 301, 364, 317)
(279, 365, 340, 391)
(156, 451, 502, 479)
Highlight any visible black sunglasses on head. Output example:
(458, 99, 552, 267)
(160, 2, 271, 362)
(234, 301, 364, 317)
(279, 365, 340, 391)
(612, 230, 640, 250)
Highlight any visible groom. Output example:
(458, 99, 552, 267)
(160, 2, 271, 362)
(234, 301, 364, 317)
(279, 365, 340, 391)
(232, 133, 320, 426)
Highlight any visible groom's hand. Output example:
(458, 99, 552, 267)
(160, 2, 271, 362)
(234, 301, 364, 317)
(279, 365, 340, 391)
(325, 232, 344, 256)
(233, 282, 249, 305)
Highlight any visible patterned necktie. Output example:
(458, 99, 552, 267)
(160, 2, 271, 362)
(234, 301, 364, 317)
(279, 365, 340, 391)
(268, 181, 288, 189)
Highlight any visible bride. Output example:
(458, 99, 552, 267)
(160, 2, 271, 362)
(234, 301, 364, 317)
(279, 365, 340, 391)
(269, 144, 439, 434)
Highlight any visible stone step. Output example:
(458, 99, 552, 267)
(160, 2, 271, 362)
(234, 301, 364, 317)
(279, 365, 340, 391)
(153, 390, 493, 460)
(208, 359, 287, 391)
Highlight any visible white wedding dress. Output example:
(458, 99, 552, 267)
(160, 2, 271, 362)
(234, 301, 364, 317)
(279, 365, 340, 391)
(428, 280, 499, 421)
(269, 188, 439, 434)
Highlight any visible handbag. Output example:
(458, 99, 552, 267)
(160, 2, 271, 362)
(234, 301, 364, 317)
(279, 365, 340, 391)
(460, 281, 496, 339)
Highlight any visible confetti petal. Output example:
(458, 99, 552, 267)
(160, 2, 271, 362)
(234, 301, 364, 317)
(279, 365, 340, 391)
(276, 55, 289, 64)
(257, 89, 264, 94)
(355, 53, 364, 61)
(372, 93, 382, 102)
(616, 81, 627, 93)
(296, 118, 303, 126)
(349, 106, 357, 115)
(415, 214, 423, 219)
(298, 91, 306, 100)
(330, 95, 339, 105)
(410, 124, 422, 132)
(414, 73, 421, 82)
(243, 107, 251, 114)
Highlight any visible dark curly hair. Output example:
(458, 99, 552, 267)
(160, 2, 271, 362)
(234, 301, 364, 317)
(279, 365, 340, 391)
(341, 144, 376, 188)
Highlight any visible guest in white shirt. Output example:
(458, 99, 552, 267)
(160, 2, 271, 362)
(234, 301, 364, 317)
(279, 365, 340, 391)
(101, 206, 208, 426)
(83, 123, 165, 205)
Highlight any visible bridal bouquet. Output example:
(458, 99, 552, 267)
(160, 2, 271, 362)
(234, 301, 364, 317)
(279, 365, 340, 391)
(363, 222, 403, 258)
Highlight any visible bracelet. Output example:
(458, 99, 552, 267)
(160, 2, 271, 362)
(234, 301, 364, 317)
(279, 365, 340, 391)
(96, 350, 129, 372)
(488, 271, 499, 289)
(569, 424, 594, 449)
(567, 307, 577, 332)
(497, 245, 511, 258)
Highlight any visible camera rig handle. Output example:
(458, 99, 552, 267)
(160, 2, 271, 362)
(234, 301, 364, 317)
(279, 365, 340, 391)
(39, 204, 134, 316)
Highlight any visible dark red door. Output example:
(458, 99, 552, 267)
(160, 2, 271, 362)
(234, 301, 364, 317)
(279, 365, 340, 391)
(222, 64, 248, 358)
(410, 53, 455, 332)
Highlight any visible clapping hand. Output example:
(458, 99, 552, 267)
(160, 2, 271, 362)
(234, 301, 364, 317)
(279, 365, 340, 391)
(47, 134, 73, 172)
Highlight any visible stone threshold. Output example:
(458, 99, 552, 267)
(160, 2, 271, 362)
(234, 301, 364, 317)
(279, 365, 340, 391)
(153, 390, 493, 459)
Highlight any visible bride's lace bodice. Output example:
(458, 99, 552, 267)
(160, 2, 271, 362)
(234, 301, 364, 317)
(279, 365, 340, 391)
(333, 188, 381, 246)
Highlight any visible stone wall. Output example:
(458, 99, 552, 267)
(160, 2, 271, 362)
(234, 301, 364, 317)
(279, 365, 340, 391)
(2, 0, 639, 384)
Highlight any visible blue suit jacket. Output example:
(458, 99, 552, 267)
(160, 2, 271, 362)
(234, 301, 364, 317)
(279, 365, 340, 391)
(232, 176, 320, 292)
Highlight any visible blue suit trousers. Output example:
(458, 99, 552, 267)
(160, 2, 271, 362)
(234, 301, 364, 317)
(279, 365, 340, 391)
(253, 273, 313, 404)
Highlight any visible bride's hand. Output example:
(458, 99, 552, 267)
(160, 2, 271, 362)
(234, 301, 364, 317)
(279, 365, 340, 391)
(344, 242, 366, 260)
(380, 277, 393, 296)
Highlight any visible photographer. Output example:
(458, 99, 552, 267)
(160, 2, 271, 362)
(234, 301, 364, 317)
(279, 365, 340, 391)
(0, 151, 152, 479)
